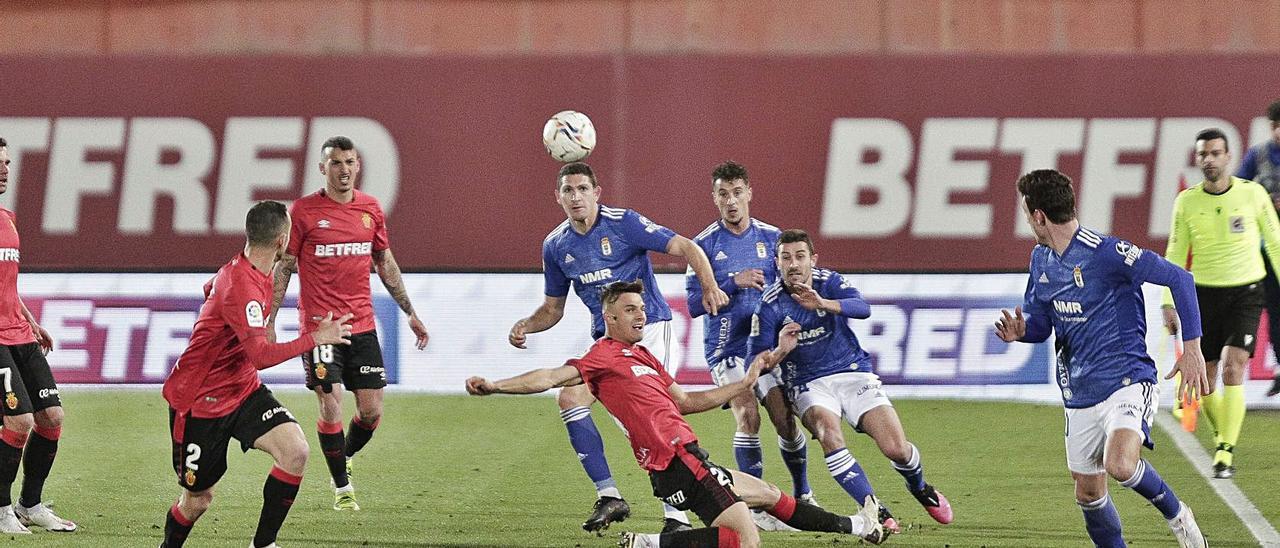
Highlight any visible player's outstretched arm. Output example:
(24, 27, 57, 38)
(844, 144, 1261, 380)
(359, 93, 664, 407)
(265, 253, 298, 343)
(466, 365, 582, 395)
(667, 235, 729, 315)
(674, 323, 800, 415)
(509, 296, 567, 349)
(373, 248, 429, 350)
(245, 312, 353, 370)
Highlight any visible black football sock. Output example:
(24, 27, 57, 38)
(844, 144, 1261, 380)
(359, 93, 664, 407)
(253, 466, 302, 548)
(767, 492, 851, 533)
(657, 526, 736, 547)
(344, 415, 378, 458)
(18, 425, 59, 508)
(161, 503, 196, 548)
(0, 428, 28, 508)
(317, 420, 348, 488)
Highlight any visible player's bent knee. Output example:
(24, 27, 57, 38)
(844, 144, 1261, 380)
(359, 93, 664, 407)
(1104, 459, 1137, 483)
(2, 413, 35, 433)
(33, 406, 64, 428)
(557, 384, 594, 409)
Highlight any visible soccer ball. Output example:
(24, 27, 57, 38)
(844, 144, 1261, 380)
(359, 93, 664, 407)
(542, 110, 596, 163)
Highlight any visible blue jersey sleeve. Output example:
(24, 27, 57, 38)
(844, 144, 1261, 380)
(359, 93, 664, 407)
(1118, 241, 1203, 341)
(820, 272, 871, 319)
(542, 240, 571, 298)
(619, 209, 677, 253)
(1020, 253, 1052, 343)
(1237, 147, 1260, 180)
(685, 240, 739, 318)
(748, 302, 780, 357)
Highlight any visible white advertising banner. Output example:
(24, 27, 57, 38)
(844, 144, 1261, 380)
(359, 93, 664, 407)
(17, 273, 1280, 408)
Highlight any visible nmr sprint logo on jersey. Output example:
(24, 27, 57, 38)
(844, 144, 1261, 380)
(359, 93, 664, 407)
(1053, 300, 1084, 316)
(579, 268, 612, 284)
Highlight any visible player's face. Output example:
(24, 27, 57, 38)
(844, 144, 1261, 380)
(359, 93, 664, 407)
(320, 148, 360, 194)
(1195, 138, 1230, 181)
(0, 147, 10, 195)
(557, 174, 600, 223)
(777, 241, 815, 287)
(713, 178, 752, 226)
(1021, 199, 1051, 246)
(605, 292, 646, 344)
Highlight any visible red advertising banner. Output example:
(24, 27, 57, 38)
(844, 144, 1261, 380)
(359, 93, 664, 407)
(3, 55, 1279, 271)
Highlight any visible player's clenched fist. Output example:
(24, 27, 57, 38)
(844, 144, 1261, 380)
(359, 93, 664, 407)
(994, 306, 1025, 343)
(702, 286, 730, 316)
(466, 376, 498, 396)
(509, 318, 529, 348)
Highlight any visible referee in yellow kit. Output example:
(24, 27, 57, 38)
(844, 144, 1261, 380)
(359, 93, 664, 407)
(1163, 127, 1280, 479)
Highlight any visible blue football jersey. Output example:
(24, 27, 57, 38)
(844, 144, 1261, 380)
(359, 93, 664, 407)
(685, 218, 781, 365)
(748, 268, 873, 387)
(543, 205, 677, 339)
(1022, 226, 1165, 408)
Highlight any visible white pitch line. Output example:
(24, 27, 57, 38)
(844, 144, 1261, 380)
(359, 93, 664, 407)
(1155, 413, 1280, 547)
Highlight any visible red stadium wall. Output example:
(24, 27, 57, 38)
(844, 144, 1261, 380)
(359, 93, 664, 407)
(2, 54, 1279, 271)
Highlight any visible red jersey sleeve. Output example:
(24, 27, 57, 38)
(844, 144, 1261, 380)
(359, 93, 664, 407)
(372, 201, 389, 252)
(219, 269, 270, 343)
(286, 201, 306, 258)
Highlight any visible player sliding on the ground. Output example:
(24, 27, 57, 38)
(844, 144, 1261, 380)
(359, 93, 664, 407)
(997, 169, 1208, 548)
(747, 229, 953, 533)
(160, 201, 354, 548)
(470, 281, 889, 548)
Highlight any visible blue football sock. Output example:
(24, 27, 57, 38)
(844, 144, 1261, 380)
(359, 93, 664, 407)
(779, 433, 812, 497)
(891, 443, 927, 493)
(733, 432, 764, 478)
(824, 448, 875, 505)
(1119, 459, 1181, 520)
(560, 407, 615, 493)
(1079, 493, 1126, 548)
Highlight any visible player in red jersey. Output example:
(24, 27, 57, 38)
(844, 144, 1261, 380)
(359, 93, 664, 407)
(0, 137, 76, 535)
(267, 136, 429, 511)
(160, 201, 353, 548)
(467, 281, 888, 547)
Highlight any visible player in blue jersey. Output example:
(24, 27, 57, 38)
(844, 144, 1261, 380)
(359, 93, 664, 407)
(996, 169, 1208, 548)
(748, 229, 953, 534)
(684, 162, 815, 531)
(508, 162, 729, 534)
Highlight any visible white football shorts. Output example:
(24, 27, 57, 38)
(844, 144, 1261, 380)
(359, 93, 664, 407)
(790, 371, 892, 429)
(709, 356, 783, 401)
(1064, 382, 1157, 475)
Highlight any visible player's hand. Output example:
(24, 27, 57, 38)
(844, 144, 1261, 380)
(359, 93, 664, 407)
(465, 376, 498, 396)
(265, 321, 278, 344)
(776, 322, 802, 355)
(1161, 307, 1179, 336)
(791, 283, 825, 311)
(702, 286, 729, 316)
(313, 312, 354, 346)
(409, 315, 429, 350)
(31, 323, 53, 355)
(994, 306, 1026, 342)
(509, 318, 529, 349)
(733, 269, 766, 290)
(1166, 338, 1210, 401)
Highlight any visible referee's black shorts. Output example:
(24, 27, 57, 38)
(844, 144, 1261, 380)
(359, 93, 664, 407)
(1196, 282, 1265, 360)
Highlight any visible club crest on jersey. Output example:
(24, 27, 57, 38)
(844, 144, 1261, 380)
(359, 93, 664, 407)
(4, 392, 15, 410)
(185, 469, 197, 486)
(362, 212, 373, 229)
(756, 242, 767, 258)
(1073, 266, 1084, 287)
(600, 237, 613, 256)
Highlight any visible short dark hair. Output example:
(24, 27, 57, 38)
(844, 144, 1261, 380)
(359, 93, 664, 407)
(1195, 128, 1229, 152)
(558, 162, 597, 187)
(1267, 100, 1280, 123)
(712, 161, 749, 186)
(0, 137, 6, 147)
(600, 280, 643, 307)
(777, 228, 815, 255)
(245, 201, 289, 246)
(321, 136, 356, 155)
(1016, 169, 1076, 223)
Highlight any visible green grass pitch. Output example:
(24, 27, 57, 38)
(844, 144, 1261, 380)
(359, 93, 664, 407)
(6, 389, 1277, 546)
